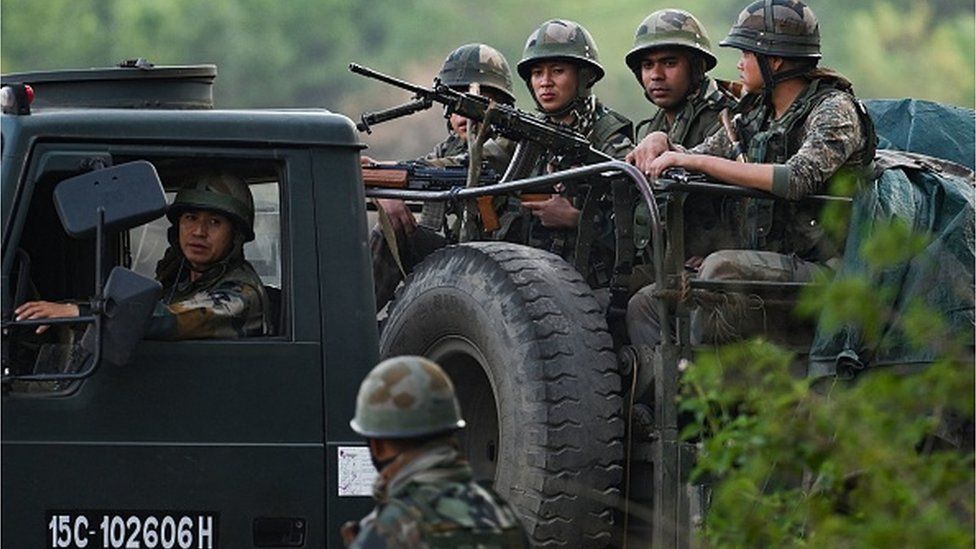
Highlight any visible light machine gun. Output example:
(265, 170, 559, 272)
(350, 62, 631, 306)
(349, 63, 613, 179)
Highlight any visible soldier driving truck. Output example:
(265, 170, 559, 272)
(14, 172, 270, 340)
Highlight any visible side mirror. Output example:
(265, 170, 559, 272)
(2, 161, 167, 383)
(82, 267, 162, 367)
(53, 160, 167, 238)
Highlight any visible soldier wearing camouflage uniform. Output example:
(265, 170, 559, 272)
(16, 172, 269, 339)
(625, 9, 742, 284)
(627, 9, 737, 152)
(369, 43, 516, 312)
(513, 19, 635, 289)
(342, 356, 527, 548)
(626, 0, 877, 346)
(148, 173, 269, 338)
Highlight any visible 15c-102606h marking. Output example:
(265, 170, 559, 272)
(47, 511, 218, 549)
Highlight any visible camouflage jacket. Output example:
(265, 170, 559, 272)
(691, 75, 874, 200)
(349, 440, 527, 548)
(690, 75, 877, 263)
(145, 245, 268, 340)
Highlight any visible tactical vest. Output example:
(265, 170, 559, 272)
(737, 77, 876, 263)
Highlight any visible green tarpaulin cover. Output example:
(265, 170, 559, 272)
(808, 99, 975, 378)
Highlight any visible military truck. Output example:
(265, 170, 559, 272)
(4, 62, 972, 549)
(2, 62, 661, 548)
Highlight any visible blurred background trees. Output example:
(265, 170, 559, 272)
(2, 0, 973, 158)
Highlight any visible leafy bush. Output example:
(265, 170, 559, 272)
(680, 216, 974, 547)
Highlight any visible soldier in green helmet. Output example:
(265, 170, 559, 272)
(16, 171, 270, 339)
(626, 0, 877, 346)
(627, 9, 738, 149)
(513, 19, 635, 290)
(341, 356, 528, 548)
(366, 43, 517, 312)
(626, 9, 744, 290)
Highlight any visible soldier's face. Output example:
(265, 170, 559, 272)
(640, 49, 694, 110)
(737, 50, 764, 93)
(530, 61, 579, 113)
(178, 210, 235, 270)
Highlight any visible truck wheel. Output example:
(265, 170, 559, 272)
(380, 242, 624, 547)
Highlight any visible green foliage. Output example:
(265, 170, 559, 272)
(682, 219, 975, 546)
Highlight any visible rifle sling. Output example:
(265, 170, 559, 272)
(372, 197, 408, 278)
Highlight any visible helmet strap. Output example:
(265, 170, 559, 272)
(758, 54, 815, 106)
(757, 54, 776, 106)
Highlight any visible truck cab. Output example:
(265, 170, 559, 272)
(2, 64, 379, 548)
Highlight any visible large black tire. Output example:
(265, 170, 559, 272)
(379, 242, 625, 547)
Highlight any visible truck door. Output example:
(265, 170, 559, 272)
(2, 144, 368, 547)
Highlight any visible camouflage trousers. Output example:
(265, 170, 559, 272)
(626, 250, 828, 347)
(370, 224, 447, 312)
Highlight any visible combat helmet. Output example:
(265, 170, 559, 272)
(437, 43, 516, 104)
(720, 0, 821, 59)
(350, 356, 466, 439)
(721, 0, 820, 101)
(167, 172, 255, 242)
(625, 9, 717, 80)
(517, 19, 605, 107)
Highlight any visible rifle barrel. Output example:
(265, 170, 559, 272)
(357, 98, 432, 133)
(349, 63, 427, 96)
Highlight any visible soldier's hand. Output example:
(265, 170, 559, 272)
(648, 151, 692, 180)
(626, 131, 672, 176)
(14, 301, 80, 334)
(377, 198, 417, 234)
(339, 520, 360, 546)
(360, 156, 396, 167)
(523, 196, 580, 229)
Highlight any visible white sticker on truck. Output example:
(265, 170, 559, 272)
(337, 446, 378, 497)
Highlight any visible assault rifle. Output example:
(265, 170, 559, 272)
(362, 162, 549, 232)
(349, 63, 613, 180)
(362, 161, 501, 191)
